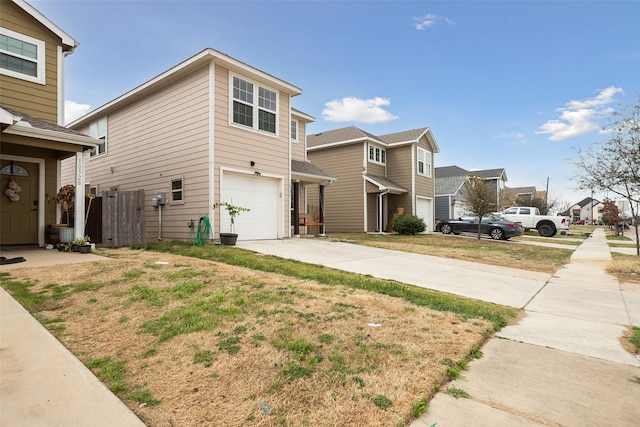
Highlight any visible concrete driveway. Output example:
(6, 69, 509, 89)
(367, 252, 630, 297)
(238, 238, 550, 308)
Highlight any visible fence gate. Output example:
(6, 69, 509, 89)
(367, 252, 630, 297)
(102, 190, 145, 247)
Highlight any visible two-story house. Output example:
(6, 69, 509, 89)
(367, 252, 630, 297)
(66, 48, 333, 242)
(1, 0, 97, 246)
(563, 197, 602, 224)
(435, 165, 508, 220)
(306, 126, 439, 233)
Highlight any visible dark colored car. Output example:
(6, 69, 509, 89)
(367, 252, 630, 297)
(435, 214, 524, 240)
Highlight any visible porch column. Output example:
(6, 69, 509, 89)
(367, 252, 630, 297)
(74, 152, 86, 239)
(318, 185, 325, 235)
(293, 181, 300, 236)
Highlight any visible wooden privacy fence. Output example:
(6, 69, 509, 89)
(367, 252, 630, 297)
(102, 190, 145, 247)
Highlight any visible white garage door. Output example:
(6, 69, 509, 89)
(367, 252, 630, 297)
(416, 198, 433, 232)
(221, 172, 280, 240)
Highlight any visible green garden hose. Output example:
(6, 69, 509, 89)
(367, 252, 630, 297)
(194, 215, 212, 246)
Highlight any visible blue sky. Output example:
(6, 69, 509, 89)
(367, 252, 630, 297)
(31, 0, 640, 205)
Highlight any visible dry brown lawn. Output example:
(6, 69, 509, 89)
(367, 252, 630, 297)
(5, 249, 493, 426)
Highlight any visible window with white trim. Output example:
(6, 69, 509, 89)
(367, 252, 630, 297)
(291, 119, 298, 142)
(0, 27, 46, 84)
(417, 147, 432, 177)
(170, 176, 184, 204)
(89, 118, 107, 157)
(231, 75, 278, 134)
(368, 144, 386, 165)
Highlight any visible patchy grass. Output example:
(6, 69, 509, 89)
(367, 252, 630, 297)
(325, 233, 573, 274)
(608, 253, 640, 284)
(2, 248, 511, 427)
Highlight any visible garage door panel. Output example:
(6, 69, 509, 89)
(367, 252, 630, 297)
(416, 198, 433, 232)
(221, 173, 279, 240)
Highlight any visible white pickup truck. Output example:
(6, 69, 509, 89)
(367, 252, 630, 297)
(500, 207, 570, 237)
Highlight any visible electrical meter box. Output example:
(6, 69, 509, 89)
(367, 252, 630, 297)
(156, 192, 167, 205)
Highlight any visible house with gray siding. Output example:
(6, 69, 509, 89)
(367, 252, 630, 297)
(307, 126, 439, 233)
(435, 166, 508, 220)
(65, 48, 333, 242)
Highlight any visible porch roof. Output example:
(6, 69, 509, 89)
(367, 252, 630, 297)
(1, 106, 98, 151)
(291, 160, 336, 184)
(364, 174, 408, 194)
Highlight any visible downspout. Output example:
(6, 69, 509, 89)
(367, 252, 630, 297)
(158, 203, 163, 240)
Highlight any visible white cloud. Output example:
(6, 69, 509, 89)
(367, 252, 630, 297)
(64, 100, 92, 125)
(536, 86, 623, 141)
(413, 14, 455, 30)
(494, 132, 527, 144)
(322, 97, 399, 124)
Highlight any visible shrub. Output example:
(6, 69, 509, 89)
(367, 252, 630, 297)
(392, 215, 426, 235)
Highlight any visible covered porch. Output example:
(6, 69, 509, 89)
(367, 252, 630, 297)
(364, 174, 408, 233)
(291, 160, 335, 236)
(0, 107, 98, 247)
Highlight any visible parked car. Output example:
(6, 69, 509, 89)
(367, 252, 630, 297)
(573, 219, 586, 225)
(500, 206, 570, 237)
(435, 214, 524, 240)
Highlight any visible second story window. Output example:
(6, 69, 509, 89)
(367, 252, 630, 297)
(291, 119, 298, 142)
(417, 147, 432, 177)
(89, 118, 107, 157)
(368, 144, 386, 165)
(232, 75, 278, 135)
(0, 27, 45, 84)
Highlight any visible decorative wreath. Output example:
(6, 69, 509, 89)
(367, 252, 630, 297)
(4, 176, 21, 202)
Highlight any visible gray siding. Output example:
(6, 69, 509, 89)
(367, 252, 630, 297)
(435, 196, 451, 221)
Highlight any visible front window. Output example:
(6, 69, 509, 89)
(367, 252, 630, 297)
(0, 27, 45, 84)
(417, 147, 432, 177)
(368, 144, 386, 165)
(231, 75, 278, 135)
(89, 118, 107, 157)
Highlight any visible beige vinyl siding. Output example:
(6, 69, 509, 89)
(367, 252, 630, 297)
(366, 162, 385, 176)
(290, 120, 306, 161)
(415, 137, 434, 198)
(308, 143, 364, 232)
(0, 1, 61, 122)
(76, 65, 211, 241)
(387, 145, 413, 214)
(212, 65, 291, 236)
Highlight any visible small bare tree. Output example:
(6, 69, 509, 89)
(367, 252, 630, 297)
(461, 176, 496, 240)
(573, 96, 640, 255)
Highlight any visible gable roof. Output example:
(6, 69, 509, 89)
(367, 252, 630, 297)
(307, 125, 439, 152)
(10, 0, 76, 51)
(307, 126, 383, 149)
(364, 174, 408, 194)
(574, 197, 600, 208)
(1, 106, 98, 148)
(291, 160, 335, 183)
(435, 165, 469, 179)
(435, 175, 467, 196)
(69, 48, 303, 128)
(505, 186, 537, 195)
(469, 168, 508, 181)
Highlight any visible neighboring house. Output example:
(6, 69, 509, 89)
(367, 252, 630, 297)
(65, 48, 333, 242)
(0, 0, 97, 246)
(435, 166, 508, 220)
(563, 197, 602, 224)
(504, 186, 548, 207)
(306, 126, 439, 232)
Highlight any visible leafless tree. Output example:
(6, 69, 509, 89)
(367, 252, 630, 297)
(461, 176, 496, 240)
(574, 96, 640, 255)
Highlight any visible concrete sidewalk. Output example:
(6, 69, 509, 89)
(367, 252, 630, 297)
(240, 231, 640, 426)
(412, 228, 639, 427)
(1, 251, 144, 427)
